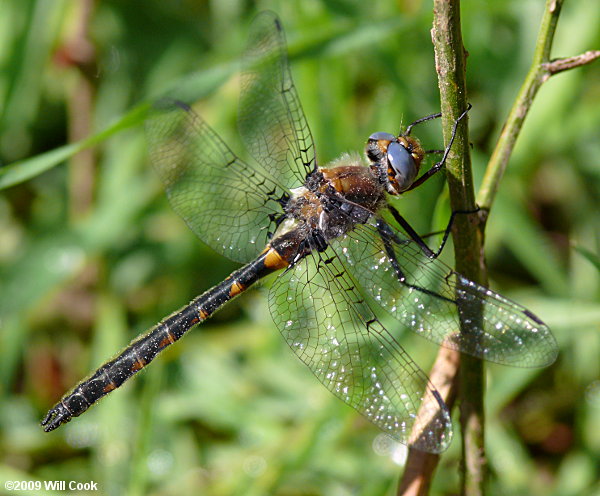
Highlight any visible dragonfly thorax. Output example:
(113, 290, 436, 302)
(281, 165, 384, 248)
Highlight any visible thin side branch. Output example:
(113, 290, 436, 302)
(542, 50, 600, 77)
(478, 0, 578, 213)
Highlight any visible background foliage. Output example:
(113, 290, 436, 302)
(1, 0, 599, 495)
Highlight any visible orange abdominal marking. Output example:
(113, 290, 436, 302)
(103, 382, 117, 393)
(229, 281, 245, 297)
(131, 357, 146, 372)
(263, 247, 289, 270)
(158, 331, 176, 349)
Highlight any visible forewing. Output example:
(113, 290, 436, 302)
(238, 11, 317, 189)
(145, 99, 288, 263)
(269, 244, 452, 453)
(341, 221, 558, 367)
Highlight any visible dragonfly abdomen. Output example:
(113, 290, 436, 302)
(41, 247, 288, 432)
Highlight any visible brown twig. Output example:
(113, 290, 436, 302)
(397, 347, 460, 496)
(56, 0, 98, 221)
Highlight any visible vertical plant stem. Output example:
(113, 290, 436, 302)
(399, 0, 596, 493)
(431, 1, 488, 495)
(63, 0, 98, 221)
(477, 0, 565, 213)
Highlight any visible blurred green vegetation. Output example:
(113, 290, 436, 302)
(1, 0, 599, 495)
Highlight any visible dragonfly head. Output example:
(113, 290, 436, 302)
(366, 132, 425, 195)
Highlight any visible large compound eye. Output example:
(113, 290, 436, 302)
(388, 141, 417, 192)
(368, 132, 396, 141)
(366, 132, 397, 163)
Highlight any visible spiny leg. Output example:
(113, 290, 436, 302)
(404, 112, 442, 136)
(387, 205, 480, 260)
(403, 104, 472, 192)
(375, 220, 455, 304)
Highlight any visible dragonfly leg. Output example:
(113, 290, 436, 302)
(403, 104, 471, 193)
(387, 205, 480, 260)
(375, 220, 455, 303)
(404, 111, 442, 136)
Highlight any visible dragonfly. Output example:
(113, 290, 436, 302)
(42, 12, 557, 453)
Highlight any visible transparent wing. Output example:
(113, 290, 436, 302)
(269, 243, 452, 453)
(145, 99, 288, 263)
(238, 11, 317, 189)
(341, 220, 558, 367)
